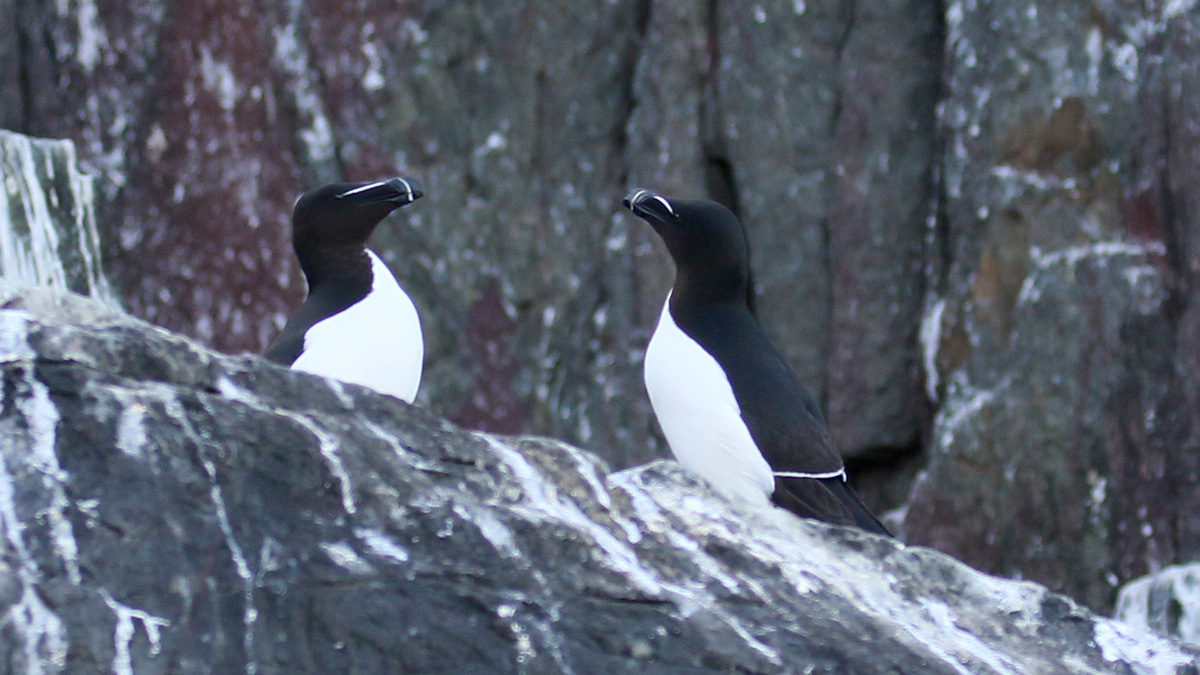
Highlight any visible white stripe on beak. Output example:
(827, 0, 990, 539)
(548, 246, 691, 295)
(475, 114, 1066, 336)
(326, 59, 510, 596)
(336, 181, 387, 198)
(651, 195, 677, 218)
(394, 178, 414, 201)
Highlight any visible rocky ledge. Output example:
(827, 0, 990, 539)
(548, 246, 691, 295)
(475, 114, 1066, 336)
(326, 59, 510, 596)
(0, 288, 1196, 674)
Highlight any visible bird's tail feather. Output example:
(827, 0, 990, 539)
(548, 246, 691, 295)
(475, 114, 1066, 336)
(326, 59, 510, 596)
(772, 475, 892, 537)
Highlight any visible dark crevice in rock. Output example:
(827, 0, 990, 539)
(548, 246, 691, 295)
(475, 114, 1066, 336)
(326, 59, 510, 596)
(697, 0, 723, 190)
(916, 0, 950, 457)
(1158, 74, 1189, 323)
(276, 1, 323, 187)
(704, 0, 720, 75)
(301, 13, 348, 180)
(924, 0, 953, 298)
(610, 0, 651, 192)
(532, 65, 550, 221)
(927, 156, 953, 309)
(634, 0, 652, 37)
(818, 0, 859, 416)
(845, 436, 927, 516)
(14, 0, 63, 137)
(701, 0, 722, 143)
(700, 0, 752, 315)
(845, 434, 924, 466)
(14, 0, 33, 133)
(702, 154, 739, 219)
(827, 0, 860, 138)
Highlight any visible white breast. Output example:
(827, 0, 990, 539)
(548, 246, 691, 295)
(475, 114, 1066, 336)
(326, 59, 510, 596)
(292, 250, 423, 402)
(643, 294, 775, 506)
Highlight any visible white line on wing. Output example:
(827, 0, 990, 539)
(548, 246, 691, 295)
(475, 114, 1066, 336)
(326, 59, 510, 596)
(773, 469, 847, 481)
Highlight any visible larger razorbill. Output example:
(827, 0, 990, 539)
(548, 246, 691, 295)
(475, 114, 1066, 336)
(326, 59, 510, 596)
(623, 188, 890, 535)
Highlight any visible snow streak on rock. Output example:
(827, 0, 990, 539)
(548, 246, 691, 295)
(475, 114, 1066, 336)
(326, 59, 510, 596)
(100, 589, 170, 675)
(0, 131, 116, 305)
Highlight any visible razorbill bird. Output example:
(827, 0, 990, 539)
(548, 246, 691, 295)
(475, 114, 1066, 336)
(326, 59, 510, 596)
(623, 188, 890, 535)
(265, 177, 424, 402)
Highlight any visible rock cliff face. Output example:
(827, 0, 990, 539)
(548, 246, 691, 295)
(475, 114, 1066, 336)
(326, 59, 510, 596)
(903, 0, 1200, 612)
(3, 1, 1200, 614)
(0, 0, 940, 471)
(1, 287, 1197, 674)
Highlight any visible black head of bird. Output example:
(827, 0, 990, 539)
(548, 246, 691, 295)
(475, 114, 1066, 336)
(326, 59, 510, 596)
(291, 176, 422, 284)
(623, 188, 749, 305)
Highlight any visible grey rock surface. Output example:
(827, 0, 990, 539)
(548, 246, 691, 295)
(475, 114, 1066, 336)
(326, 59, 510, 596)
(903, 0, 1200, 612)
(1, 287, 1198, 674)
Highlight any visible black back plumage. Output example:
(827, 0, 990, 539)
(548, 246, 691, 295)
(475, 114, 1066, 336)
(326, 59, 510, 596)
(624, 189, 890, 536)
(264, 177, 423, 366)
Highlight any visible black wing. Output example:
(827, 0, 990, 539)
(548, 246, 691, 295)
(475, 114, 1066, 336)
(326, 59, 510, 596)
(263, 283, 367, 367)
(748, 395, 892, 536)
(737, 387, 844, 476)
(263, 322, 306, 366)
(681, 305, 844, 475)
(733, 346, 891, 535)
(773, 476, 892, 535)
(675, 304, 889, 535)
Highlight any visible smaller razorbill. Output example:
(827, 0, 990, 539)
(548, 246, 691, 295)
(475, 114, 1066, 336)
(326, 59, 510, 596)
(265, 177, 424, 402)
(623, 188, 890, 535)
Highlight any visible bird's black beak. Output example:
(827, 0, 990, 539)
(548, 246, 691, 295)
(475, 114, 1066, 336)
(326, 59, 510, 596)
(623, 188, 679, 223)
(336, 176, 424, 206)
